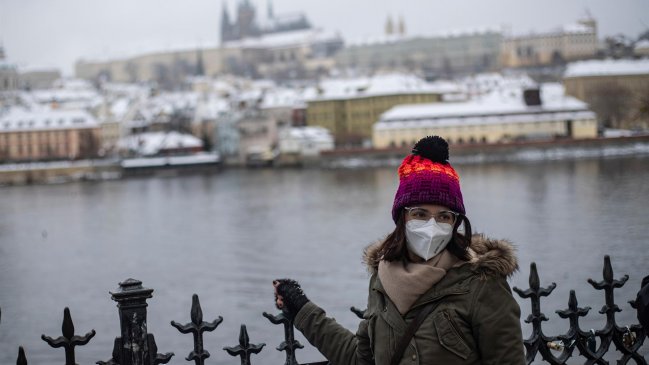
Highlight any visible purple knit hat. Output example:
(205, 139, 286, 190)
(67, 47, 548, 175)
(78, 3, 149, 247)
(391, 136, 465, 222)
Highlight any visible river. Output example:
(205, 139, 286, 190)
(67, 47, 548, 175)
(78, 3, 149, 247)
(1, 155, 648, 363)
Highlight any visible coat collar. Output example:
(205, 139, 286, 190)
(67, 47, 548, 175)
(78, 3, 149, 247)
(364, 234, 519, 279)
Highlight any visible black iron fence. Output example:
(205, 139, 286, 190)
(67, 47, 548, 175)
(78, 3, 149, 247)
(2, 255, 646, 365)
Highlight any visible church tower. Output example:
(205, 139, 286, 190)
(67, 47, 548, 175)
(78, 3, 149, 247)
(220, 1, 233, 43)
(398, 15, 406, 36)
(267, 0, 274, 20)
(385, 15, 394, 36)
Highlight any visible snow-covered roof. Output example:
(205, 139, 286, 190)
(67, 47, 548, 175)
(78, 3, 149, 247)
(308, 73, 447, 101)
(223, 28, 341, 50)
(17, 65, 60, 74)
(377, 83, 594, 129)
(561, 23, 594, 34)
(346, 26, 501, 47)
(458, 72, 537, 96)
(564, 59, 649, 78)
(194, 96, 230, 120)
(0, 107, 99, 132)
(507, 21, 595, 39)
(258, 12, 310, 30)
(101, 82, 151, 99)
(260, 87, 307, 109)
(52, 78, 95, 91)
(117, 131, 202, 156)
(110, 98, 131, 119)
(79, 41, 219, 64)
(30, 89, 101, 104)
(0, 60, 18, 71)
(634, 40, 649, 50)
(280, 126, 333, 143)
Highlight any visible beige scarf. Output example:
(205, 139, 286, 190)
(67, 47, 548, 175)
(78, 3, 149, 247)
(377, 250, 460, 315)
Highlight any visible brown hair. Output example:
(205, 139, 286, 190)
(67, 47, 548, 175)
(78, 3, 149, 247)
(375, 209, 472, 264)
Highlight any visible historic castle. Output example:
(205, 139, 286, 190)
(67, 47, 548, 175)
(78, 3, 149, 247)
(220, 0, 312, 43)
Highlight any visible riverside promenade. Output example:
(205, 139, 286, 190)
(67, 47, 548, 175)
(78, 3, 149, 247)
(1, 135, 649, 185)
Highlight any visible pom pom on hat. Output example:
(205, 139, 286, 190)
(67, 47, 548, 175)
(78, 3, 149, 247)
(392, 136, 465, 222)
(411, 135, 449, 163)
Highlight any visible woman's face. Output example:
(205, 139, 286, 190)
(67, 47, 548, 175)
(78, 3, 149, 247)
(403, 204, 455, 263)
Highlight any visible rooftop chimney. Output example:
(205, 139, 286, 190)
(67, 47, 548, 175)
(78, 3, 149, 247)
(523, 88, 542, 106)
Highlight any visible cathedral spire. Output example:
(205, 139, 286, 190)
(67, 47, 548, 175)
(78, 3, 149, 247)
(221, 1, 232, 43)
(267, 0, 274, 19)
(398, 15, 406, 36)
(385, 15, 394, 36)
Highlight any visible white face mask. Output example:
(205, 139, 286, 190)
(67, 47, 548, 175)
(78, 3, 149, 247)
(405, 219, 454, 261)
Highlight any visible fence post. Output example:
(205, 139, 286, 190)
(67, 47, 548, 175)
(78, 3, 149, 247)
(99, 278, 173, 365)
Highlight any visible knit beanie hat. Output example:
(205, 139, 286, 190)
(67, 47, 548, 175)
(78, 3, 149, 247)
(392, 136, 465, 222)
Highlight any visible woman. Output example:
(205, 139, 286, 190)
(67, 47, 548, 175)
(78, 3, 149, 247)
(274, 136, 525, 365)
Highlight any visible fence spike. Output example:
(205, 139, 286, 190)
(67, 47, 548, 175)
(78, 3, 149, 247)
(350, 306, 366, 319)
(263, 311, 303, 365)
(223, 324, 265, 365)
(17, 346, 27, 365)
(171, 293, 223, 364)
(41, 307, 96, 365)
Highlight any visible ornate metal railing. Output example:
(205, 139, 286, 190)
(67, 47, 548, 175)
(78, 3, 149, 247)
(2, 255, 646, 364)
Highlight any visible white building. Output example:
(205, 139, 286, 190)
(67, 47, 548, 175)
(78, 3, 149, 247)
(278, 126, 334, 157)
(373, 83, 598, 148)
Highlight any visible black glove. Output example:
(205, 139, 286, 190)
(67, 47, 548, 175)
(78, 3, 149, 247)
(274, 278, 309, 320)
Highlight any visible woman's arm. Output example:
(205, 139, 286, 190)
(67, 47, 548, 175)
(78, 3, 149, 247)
(295, 301, 374, 365)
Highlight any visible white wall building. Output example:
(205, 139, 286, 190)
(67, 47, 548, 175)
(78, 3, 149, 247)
(278, 126, 334, 156)
(373, 83, 598, 148)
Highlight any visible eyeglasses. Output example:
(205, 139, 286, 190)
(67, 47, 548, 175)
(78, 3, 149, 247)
(404, 207, 460, 225)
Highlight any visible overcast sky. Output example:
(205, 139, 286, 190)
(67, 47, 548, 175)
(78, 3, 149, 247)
(1, 0, 648, 75)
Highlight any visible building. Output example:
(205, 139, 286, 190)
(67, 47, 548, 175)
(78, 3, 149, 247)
(334, 29, 502, 76)
(306, 73, 445, 146)
(76, 1, 340, 83)
(563, 59, 649, 129)
(635, 40, 649, 57)
(19, 68, 61, 90)
(117, 131, 203, 157)
(277, 126, 334, 164)
(221, 0, 311, 43)
(373, 84, 597, 148)
(0, 108, 101, 162)
(76, 47, 227, 86)
(236, 108, 278, 165)
(222, 28, 343, 80)
(501, 17, 598, 68)
(0, 46, 19, 92)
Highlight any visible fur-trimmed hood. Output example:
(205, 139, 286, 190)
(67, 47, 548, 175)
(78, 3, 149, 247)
(363, 234, 519, 278)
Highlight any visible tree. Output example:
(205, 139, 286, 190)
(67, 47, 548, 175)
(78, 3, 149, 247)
(585, 82, 632, 129)
(631, 83, 649, 130)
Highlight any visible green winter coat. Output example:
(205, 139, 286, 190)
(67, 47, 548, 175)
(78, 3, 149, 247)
(294, 236, 526, 365)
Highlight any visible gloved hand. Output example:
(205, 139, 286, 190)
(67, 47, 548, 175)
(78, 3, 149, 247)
(273, 278, 309, 320)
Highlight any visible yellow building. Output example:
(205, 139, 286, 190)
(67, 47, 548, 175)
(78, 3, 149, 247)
(373, 84, 597, 148)
(0, 108, 100, 162)
(564, 59, 649, 129)
(306, 74, 443, 146)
